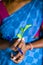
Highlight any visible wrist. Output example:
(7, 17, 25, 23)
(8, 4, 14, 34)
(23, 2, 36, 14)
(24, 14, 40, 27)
(26, 43, 33, 50)
(26, 44, 31, 51)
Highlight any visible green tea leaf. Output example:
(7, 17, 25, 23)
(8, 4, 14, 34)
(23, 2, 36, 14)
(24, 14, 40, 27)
(17, 24, 32, 38)
(24, 24, 32, 32)
(17, 34, 22, 38)
(20, 28, 24, 32)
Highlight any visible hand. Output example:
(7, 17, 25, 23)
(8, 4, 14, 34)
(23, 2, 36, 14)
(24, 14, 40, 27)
(10, 38, 29, 63)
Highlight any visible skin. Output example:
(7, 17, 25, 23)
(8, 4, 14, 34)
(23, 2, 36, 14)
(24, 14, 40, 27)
(0, 38, 43, 63)
(0, 0, 43, 64)
(5, 0, 31, 15)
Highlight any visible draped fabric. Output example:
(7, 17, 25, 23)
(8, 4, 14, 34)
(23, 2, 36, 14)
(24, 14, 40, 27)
(0, 0, 43, 65)
(0, 0, 42, 43)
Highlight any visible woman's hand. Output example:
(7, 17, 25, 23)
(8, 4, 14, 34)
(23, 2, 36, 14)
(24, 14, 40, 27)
(10, 38, 30, 63)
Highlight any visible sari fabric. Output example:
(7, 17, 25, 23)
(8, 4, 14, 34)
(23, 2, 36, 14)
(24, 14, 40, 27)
(0, 0, 43, 65)
(0, 0, 42, 43)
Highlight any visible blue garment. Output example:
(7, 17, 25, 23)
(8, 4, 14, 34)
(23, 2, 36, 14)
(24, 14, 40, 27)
(0, 0, 43, 65)
(0, 0, 42, 43)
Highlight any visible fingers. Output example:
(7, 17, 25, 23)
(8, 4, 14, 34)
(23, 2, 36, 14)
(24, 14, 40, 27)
(17, 38, 25, 49)
(14, 38, 25, 48)
(14, 55, 24, 64)
(17, 55, 24, 63)
(14, 52, 22, 59)
(11, 38, 26, 63)
(13, 39, 21, 48)
(11, 52, 24, 63)
(11, 39, 21, 51)
(11, 38, 25, 49)
(18, 40, 23, 49)
(11, 52, 21, 62)
(11, 52, 14, 58)
(12, 38, 24, 51)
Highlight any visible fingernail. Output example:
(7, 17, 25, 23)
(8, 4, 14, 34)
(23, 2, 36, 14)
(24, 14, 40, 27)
(13, 57, 16, 60)
(22, 38, 25, 41)
(11, 53, 13, 57)
(18, 39, 21, 42)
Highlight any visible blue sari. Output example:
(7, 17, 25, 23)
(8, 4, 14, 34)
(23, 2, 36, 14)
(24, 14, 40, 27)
(0, 0, 43, 65)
